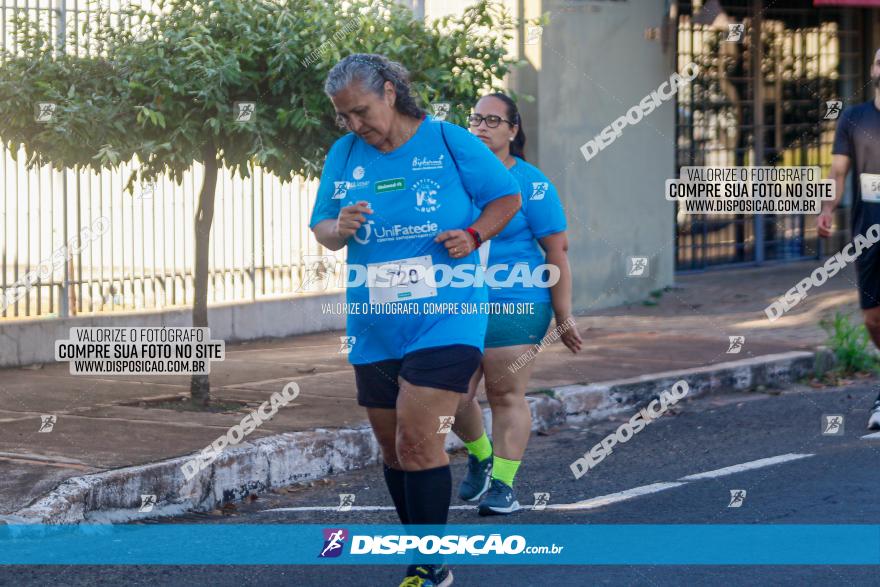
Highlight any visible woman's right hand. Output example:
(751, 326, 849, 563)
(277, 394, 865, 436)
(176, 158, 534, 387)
(335, 201, 373, 239)
(557, 316, 583, 354)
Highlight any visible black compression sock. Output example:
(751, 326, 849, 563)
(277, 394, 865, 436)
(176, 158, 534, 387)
(404, 464, 452, 526)
(383, 464, 410, 525)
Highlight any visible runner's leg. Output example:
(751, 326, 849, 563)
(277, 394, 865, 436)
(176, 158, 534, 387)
(857, 259, 880, 428)
(396, 380, 461, 524)
(863, 307, 880, 429)
(452, 367, 493, 502)
(863, 306, 880, 350)
(452, 366, 487, 444)
(482, 345, 539, 486)
(367, 407, 409, 524)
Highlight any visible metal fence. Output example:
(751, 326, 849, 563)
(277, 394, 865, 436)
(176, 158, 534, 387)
(1, 0, 339, 321)
(674, 0, 866, 271)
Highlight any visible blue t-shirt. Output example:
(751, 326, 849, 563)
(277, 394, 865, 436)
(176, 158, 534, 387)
(309, 118, 520, 364)
(484, 157, 567, 303)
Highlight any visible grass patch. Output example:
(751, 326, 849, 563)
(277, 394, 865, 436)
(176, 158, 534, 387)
(813, 312, 880, 384)
(642, 286, 673, 306)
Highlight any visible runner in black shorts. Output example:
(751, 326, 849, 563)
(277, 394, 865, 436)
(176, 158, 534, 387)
(310, 54, 521, 586)
(821, 47, 880, 430)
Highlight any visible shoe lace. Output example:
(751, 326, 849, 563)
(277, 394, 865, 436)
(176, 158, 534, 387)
(489, 479, 513, 499)
(399, 577, 425, 587)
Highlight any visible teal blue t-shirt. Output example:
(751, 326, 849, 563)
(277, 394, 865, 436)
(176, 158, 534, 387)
(309, 117, 520, 364)
(485, 156, 567, 303)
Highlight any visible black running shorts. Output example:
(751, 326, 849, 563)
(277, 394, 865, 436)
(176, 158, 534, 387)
(353, 344, 482, 409)
(856, 252, 880, 310)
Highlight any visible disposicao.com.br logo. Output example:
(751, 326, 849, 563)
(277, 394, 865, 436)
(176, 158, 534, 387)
(317, 529, 563, 558)
(319, 528, 349, 558)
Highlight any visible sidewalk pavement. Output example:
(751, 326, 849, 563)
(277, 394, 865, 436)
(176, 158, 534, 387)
(0, 260, 861, 519)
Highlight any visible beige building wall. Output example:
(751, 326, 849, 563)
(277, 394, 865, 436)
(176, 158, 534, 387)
(508, 0, 677, 311)
(526, 0, 676, 311)
(424, 0, 676, 312)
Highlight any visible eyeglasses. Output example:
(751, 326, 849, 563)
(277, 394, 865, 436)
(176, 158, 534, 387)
(468, 114, 514, 129)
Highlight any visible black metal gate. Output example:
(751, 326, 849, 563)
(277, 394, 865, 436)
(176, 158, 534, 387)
(675, 0, 868, 271)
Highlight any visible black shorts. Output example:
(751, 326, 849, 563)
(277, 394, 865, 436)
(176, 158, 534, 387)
(856, 254, 880, 310)
(353, 344, 482, 409)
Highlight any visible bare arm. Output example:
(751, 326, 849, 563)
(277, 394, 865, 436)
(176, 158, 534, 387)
(312, 219, 348, 251)
(826, 154, 851, 213)
(435, 193, 521, 257)
(819, 154, 851, 238)
(310, 201, 373, 251)
(471, 194, 521, 240)
(539, 231, 582, 353)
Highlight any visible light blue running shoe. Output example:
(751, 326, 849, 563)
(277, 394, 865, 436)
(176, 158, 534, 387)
(458, 454, 492, 502)
(478, 478, 521, 516)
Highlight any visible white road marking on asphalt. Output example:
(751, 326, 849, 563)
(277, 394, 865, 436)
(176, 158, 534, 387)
(262, 505, 478, 513)
(263, 505, 392, 512)
(259, 453, 816, 515)
(677, 453, 813, 481)
(218, 376, 299, 389)
(546, 482, 688, 511)
(861, 431, 880, 439)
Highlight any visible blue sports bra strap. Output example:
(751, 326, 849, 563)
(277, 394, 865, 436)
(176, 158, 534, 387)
(438, 122, 462, 177)
(342, 133, 357, 171)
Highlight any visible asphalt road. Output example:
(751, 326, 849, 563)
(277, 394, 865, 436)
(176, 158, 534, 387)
(3, 380, 879, 586)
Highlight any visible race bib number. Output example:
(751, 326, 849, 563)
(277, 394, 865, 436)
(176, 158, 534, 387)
(859, 173, 880, 203)
(367, 255, 438, 304)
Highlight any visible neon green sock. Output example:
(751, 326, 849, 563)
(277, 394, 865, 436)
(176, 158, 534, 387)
(491, 455, 521, 488)
(464, 432, 492, 463)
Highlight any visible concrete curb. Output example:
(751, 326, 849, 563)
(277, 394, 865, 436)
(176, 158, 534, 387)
(7, 428, 380, 525)
(550, 349, 829, 424)
(4, 349, 829, 524)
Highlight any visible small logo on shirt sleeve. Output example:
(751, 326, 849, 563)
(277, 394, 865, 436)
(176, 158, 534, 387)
(332, 181, 348, 199)
(530, 182, 549, 201)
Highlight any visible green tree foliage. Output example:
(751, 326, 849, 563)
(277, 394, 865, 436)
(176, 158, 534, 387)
(0, 0, 520, 404)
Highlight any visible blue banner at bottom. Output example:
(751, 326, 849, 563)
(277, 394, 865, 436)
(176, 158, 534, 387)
(0, 525, 878, 565)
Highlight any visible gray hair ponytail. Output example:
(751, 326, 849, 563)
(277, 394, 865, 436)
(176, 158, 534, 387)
(324, 53, 425, 120)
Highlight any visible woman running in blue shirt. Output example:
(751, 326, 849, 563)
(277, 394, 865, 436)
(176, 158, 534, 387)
(310, 55, 521, 586)
(453, 93, 582, 515)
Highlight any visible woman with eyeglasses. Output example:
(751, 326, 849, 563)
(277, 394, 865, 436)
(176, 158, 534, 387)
(452, 93, 582, 515)
(309, 55, 521, 586)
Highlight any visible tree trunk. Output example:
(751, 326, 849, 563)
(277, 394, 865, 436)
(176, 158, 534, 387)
(190, 142, 218, 406)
